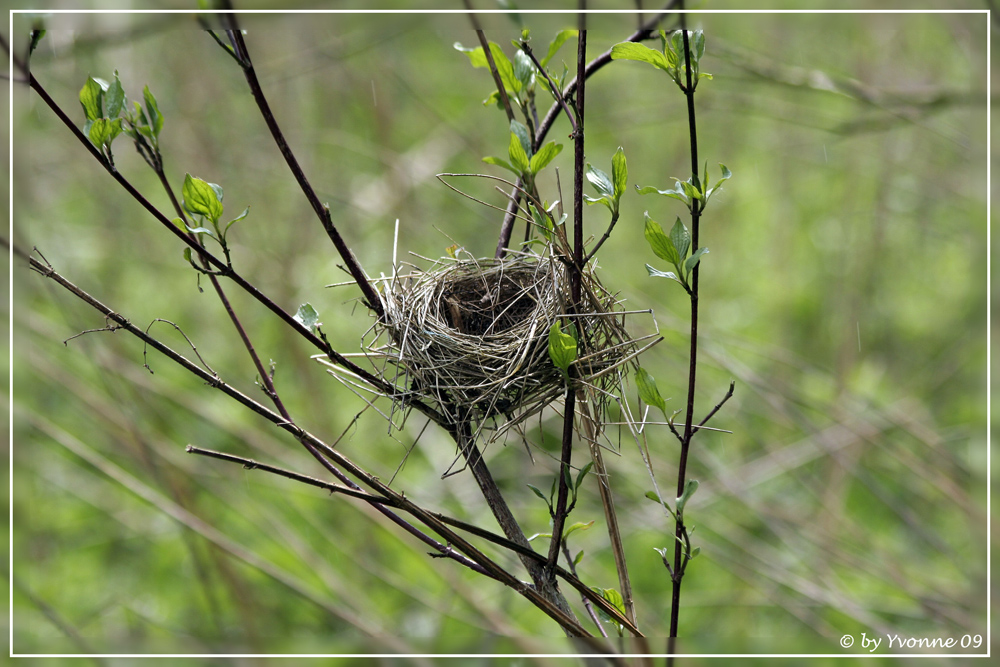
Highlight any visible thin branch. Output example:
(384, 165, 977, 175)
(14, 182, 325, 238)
(520, 41, 577, 134)
(582, 210, 619, 265)
(547, 13, 587, 581)
(463, 3, 516, 125)
(222, 24, 384, 319)
(669, 12, 700, 656)
(495, 3, 676, 256)
(11, 240, 618, 643)
(695, 380, 735, 433)
(186, 445, 493, 577)
(7, 57, 449, 428)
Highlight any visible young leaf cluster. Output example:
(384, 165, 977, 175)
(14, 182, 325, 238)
(527, 461, 594, 536)
(547, 319, 578, 381)
(638, 163, 731, 216)
(610, 30, 712, 92)
(456, 30, 577, 112)
(79, 71, 163, 167)
(528, 461, 594, 524)
(584, 147, 627, 218)
(590, 586, 627, 637)
(483, 119, 563, 186)
(177, 174, 250, 262)
(643, 213, 707, 294)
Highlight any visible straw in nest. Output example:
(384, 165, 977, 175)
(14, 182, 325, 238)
(320, 247, 654, 445)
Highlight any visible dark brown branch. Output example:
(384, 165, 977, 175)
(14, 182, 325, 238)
(10, 240, 616, 643)
(547, 15, 587, 580)
(520, 41, 577, 134)
(223, 26, 384, 320)
(669, 14, 700, 657)
(6, 58, 449, 429)
(466, 21, 516, 123)
(185, 445, 492, 577)
(695, 380, 735, 433)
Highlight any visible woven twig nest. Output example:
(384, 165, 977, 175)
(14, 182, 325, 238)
(357, 248, 641, 440)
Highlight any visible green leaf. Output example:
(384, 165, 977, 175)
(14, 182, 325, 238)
(680, 179, 701, 201)
(513, 49, 535, 90)
(705, 163, 732, 202)
(88, 117, 122, 149)
(611, 147, 627, 201)
(610, 41, 671, 72)
(636, 367, 667, 417)
(575, 461, 594, 490)
(293, 303, 322, 332)
(171, 217, 186, 232)
(542, 29, 578, 66)
(676, 478, 699, 515)
(79, 77, 104, 122)
(685, 247, 708, 274)
(693, 30, 706, 61)
(645, 263, 679, 283)
(182, 174, 224, 222)
(592, 587, 626, 634)
(508, 130, 530, 174)
(183, 247, 193, 264)
(690, 546, 701, 559)
(529, 141, 562, 174)
(223, 206, 251, 237)
(527, 532, 552, 542)
(583, 195, 612, 213)
(670, 31, 687, 66)
(643, 213, 678, 264)
(482, 90, 502, 108)
(654, 546, 671, 567)
(184, 224, 216, 237)
(510, 119, 532, 158)
(143, 85, 163, 136)
(647, 492, 678, 519)
(563, 520, 594, 540)
(104, 72, 126, 118)
(563, 465, 573, 496)
(482, 155, 518, 175)
(586, 164, 614, 200)
(573, 549, 584, 566)
(28, 29, 45, 56)
(527, 484, 548, 503)
(637, 181, 690, 205)
(457, 41, 520, 94)
(528, 203, 553, 241)
(669, 217, 690, 262)
(209, 182, 224, 204)
(548, 320, 577, 379)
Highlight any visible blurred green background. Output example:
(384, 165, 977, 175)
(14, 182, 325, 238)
(6, 2, 989, 661)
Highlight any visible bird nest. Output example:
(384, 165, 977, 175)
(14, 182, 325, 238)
(329, 248, 648, 443)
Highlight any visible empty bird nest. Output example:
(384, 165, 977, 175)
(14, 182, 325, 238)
(320, 247, 656, 443)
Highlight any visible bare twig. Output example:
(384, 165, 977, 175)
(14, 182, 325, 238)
(222, 24, 384, 319)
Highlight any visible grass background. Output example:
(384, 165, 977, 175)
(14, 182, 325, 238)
(6, 2, 989, 662)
